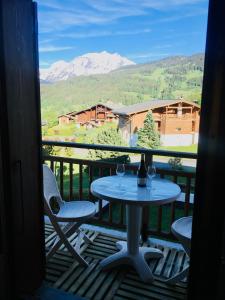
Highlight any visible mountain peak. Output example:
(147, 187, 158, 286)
(40, 51, 135, 82)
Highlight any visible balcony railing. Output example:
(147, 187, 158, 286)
(42, 141, 197, 240)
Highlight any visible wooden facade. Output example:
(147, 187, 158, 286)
(114, 100, 200, 146)
(58, 104, 118, 128)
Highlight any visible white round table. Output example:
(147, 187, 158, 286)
(91, 175, 181, 283)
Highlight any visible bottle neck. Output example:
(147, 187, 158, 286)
(141, 154, 145, 163)
(139, 154, 146, 172)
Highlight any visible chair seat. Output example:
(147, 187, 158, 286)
(55, 201, 96, 222)
(171, 216, 192, 242)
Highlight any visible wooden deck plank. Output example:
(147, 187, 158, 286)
(116, 287, 160, 300)
(92, 269, 125, 300)
(60, 257, 92, 291)
(103, 270, 127, 300)
(119, 282, 182, 300)
(113, 296, 130, 300)
(121, 279, 185, 300)
(53, 260, 80, 289)
(44, 224, 187, 300)
(170, 251, 186, 278)
(88, 244, 116, 255)
(68, 258, 98, 294)
(163, 248, 178, 278)
(154, 246, 171, 276)
(126, 274, 186, 295)
(84, 266, 110, 299)
(77, 260, 106, 298)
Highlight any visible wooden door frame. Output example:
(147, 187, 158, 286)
(0, 0, 45, 298)
(188, 0, 225, 299)
(0, 1, 15, 297)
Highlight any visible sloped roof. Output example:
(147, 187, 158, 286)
(58, 102, 123, 118)
(113, 99, 200, 116)
(58, 112, 77, 118)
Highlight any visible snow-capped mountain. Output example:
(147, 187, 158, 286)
(40, 51, 135, 82)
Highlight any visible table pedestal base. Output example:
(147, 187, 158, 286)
(100, 241, 163, 283)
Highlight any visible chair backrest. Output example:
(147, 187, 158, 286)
(43, 164, 64, 216)
(172, 216, 192, 256)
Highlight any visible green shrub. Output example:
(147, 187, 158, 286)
(168, 157, 183, 170)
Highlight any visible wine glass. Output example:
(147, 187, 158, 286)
(147, 164, 156, 189)
(116, 164, 125, 177)
(116, 164, 125, 188)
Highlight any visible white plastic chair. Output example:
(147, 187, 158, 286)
(167, 216, 192, 284)
(43, 164, 96, 267)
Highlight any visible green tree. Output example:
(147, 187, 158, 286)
(137, 111, 160, 149)
(65, 147, 73, 157)
(42, 145, 55, 156)
(88, 127, 129, 163)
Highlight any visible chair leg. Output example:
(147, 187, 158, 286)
(46, 238, 61, 261)
(166, 266, 189, 284)
(60, 233, 88, 267)
(46, 223, 79, 261)
(77, 228, 93, 244)
(46, 222, 89, 267)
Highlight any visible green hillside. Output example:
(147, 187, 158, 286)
(41, 53, 204, 124)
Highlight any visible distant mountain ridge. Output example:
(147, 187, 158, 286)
(41, 53, 204, 123)
(40, 51, 135, 82)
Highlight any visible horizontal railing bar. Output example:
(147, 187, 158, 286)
(42, 140, 198, 159)
(43, 155, 196, 178)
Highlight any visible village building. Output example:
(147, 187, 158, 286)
(58, 103, 120, 128)
(113, 99, 200, 146)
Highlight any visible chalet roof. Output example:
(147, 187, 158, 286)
(58, 102, 123, 118)
(57, 112, 76, 118)
(113, 99, 200, 116)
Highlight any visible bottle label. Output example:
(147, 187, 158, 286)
(137, 177, 147, 187)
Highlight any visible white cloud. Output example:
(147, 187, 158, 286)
(116, 28, 152, 35)
(128, 52, 171, 60)
(83, 0, 206, 13)
(153, 44, 173, 49)
(37, 0, 207, 33)
(141, 0, 205, 10)
(58, 28, 151, 39)
(39, 45, 74, 53)
(39, 61, 51, 67)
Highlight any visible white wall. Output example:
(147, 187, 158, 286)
(127, 133, 199, 147)
(193, 133, 199, 144)
(130, 133, 138, 147)
(161, 134, 194, 146)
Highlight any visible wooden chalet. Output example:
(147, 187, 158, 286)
(113, 99, 200, 146)
(58, 103, 119, 128)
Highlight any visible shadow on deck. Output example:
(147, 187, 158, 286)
(44, 224, 188, 300)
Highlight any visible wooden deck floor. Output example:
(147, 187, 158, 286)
(45, 224, 188, 300)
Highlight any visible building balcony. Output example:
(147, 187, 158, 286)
(42, 141, 196, 300)
(162, 114, 196, 120)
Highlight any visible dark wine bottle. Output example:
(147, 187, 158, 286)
(137, 153, 147, 187)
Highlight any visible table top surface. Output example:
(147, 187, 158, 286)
(91, 175, 181, 206)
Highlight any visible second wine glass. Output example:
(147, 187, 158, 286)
(147, 164, 156, 189)
(116, 164, 125, 177)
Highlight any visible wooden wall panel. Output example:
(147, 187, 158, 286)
(0, 0, 45, 296)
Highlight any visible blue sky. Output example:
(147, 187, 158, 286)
(37, 0, 209, 68)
